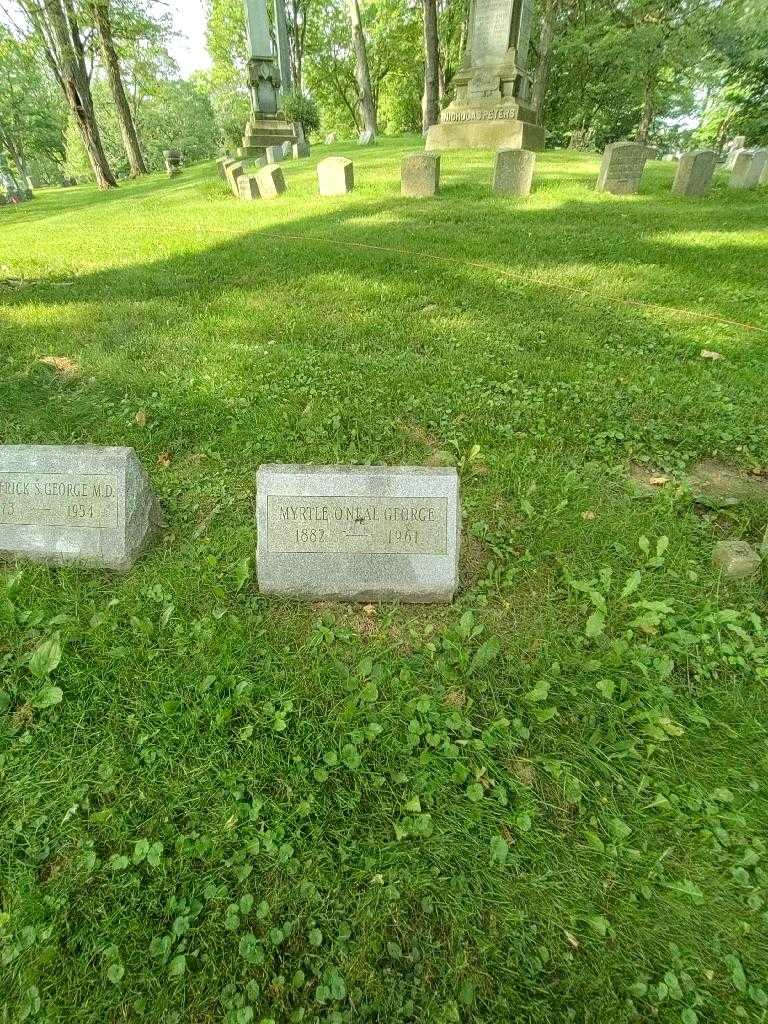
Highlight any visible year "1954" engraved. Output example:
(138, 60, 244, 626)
(0, 473, 120, 530)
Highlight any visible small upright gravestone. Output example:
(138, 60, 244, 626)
(163, 149, 182, 178)
(255, 164, 287, 199)
(596, 141, 647, 195)
(672, 150, 717, 197)
(0, 446, 159, 570)
(725, 137, 746, 169)
(492, 149, 536, 196)
(281, 141, 293, 160)
(238, 175, 260, 200)
(265, 145, 283, 164)
(747, 149, 768, 187)
(225, 161, 246, 197)
(216, 157, 231, 180)
(256, 465, 460, 603)
(317, 157, 354, 196)
(293, 141, 310, 159)
(729, 149, 765, 190)
(401, 153, 440, 197)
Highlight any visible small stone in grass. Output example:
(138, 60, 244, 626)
(712, 540, 761, 579)
(700, 349, 723, 361)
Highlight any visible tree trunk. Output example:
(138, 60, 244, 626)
(5, 135, 34, 191)
(346, 0, 376, 136)
(38, 0, 117, 188)
(92, 0, 146, 175)
(422, 0, 439, 133)
(531, 0, 555, 119)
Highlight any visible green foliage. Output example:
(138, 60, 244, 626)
(0, 26, 65, 184)
(281, 90, 321, 135)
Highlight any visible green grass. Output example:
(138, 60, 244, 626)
(1, 135, 768, 1023)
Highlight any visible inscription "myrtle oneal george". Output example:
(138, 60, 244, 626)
(267, 495, 448, 554)
(0, 473, 119, 529)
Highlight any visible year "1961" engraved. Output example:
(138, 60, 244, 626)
(267, 495, 449, 555)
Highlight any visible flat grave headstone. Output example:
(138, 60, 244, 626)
(596, 141, 647, 195)
(256, 465, 460, 603)
(492, 149, 535, 196)
(238, 174, 260, 200)
(725, 137, 746, 169)
(255, 164, 287, 199)
(317, 157, 354, 196)
(729, 150, 757, 189)
(0, 446, 160, 570)
(401, 153, 440, 197)
(225, 160, 246, 197)
(746, 149, 768, 187)
(672, 149, 716, 197)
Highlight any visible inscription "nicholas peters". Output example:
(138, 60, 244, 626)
(267, 496, 448, 554)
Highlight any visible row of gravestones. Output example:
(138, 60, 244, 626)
(216, 143, 768, 206)
(218, 152, 355, 201)
(2, 446, 763, 595)
(597, 142, 768, 197)
(0, 447, 459, 603)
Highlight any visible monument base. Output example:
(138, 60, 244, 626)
(238, 117, 297, 160)
(426, 119, 545, 153)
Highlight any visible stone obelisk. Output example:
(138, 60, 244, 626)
(426, 0, 544, 152)
(238, 0, 297, 159)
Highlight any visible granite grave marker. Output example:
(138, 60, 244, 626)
(672, 149, 716, 197)
(596, 141, 647, 195)
(0, 446, 159, 570)
(256, 465, 460, 603)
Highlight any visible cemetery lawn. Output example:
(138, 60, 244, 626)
(2, 136, 768, 1024)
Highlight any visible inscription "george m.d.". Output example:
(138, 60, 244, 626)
(0, 473, 119, 529)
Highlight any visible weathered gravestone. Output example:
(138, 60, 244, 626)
(225, 160, 246, 197)
(425, 0, 544, 152)
(293, 140, 310, 159)
(729, 150, 758, 189)
(216, 157, 231, 180)
(317, 157, 354, 196)
(164, 149, 182, 177)
(281, 140, 293, 159)
(265, 145, 284, 164)
(238, 174, 261, 200)
(0, 446, 159, 570)
(256, 465, 460, 603)
(596, 141, 647, 195)
(672, 149, 717, 197)
(746, 149, 768, 187)
(255, 163, 287, 198)
(725, 136, 746, 169)
(492, 148, 535, 195)
(401, 153, 440, 197)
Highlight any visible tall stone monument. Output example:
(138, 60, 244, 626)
(238, 0, 297, 159)
(426, 0, 544, 152)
